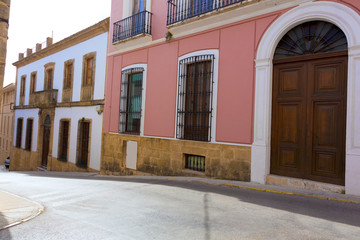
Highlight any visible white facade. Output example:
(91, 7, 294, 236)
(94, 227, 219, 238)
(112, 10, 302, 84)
(13, 108, 39, 152)
(13, 23, 108, 171)
(52, 106, 103, 170)
(15, 33, 108, 106)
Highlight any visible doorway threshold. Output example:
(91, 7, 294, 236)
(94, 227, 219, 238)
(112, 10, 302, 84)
(266, 174, 344, 194)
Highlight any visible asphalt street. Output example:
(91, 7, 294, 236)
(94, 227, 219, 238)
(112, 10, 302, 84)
(0, 169, 359, 240)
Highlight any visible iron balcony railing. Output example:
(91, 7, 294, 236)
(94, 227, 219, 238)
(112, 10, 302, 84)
(113, 10, 153, 43)
(167, 0, 245, 25)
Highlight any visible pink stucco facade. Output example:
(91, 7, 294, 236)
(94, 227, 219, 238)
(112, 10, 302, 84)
(104, 0, 360, 144)
(103, 0, 360, 195)
(104, 1, 296, 145)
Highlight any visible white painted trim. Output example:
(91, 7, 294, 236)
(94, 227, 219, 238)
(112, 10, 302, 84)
(175, 49, 219, 143)
(252, 1, 360, 196)
(121, 64, 148, 137)
(123, 0, 152, 18)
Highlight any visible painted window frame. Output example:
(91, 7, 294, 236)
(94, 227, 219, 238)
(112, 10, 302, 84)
(25, 118, 33, 151)
(63, 59, 74, 89)
(20, 75, 26, 96)
(30, 71, 37, 94)
(119, 64, 147, 136)
(123, 0, 151, 18)
(175, 50, 219, 143)
(62, 59, 75, 102)
(76, 119, 92, 168)
(58, 119, 70, 162)
(15, 118, 23, 148)
(44, 62, 55, 90)
(80, 52, 96, 101)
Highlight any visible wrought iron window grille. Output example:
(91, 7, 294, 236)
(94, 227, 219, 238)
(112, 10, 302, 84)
(167, 0, 245, 25)
(177, 54, 215, 142)
(185, 154, 206, 172)
(113, 10, 153, 43)
(119, 68, 145, 135)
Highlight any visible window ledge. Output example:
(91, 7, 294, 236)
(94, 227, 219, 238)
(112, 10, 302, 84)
(112, 34, 152, 51)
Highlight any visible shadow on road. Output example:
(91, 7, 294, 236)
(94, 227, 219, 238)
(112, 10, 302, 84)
(20, 171, 360, 228)
(0, 212, 12, 239)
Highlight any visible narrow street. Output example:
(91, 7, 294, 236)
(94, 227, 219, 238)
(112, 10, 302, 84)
(0, 170, 360, 240)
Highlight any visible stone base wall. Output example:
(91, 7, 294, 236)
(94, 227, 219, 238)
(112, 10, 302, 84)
(48, 157, 98, 172)
(101, 133, 251, 181)
(10, 146, 40, 171)
(9, 146, 97, 172)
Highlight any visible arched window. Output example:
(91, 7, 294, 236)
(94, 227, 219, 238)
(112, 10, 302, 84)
(44, 115, 51, 126)
(274, 21, 347, 59)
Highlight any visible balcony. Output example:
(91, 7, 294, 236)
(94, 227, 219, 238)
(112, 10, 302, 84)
(113, 11, 153, 43)
(167, 0, 245, 25)
(29, 89, 58, 107)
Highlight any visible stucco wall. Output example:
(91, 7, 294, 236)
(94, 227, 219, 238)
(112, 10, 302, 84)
(13, 108, 39, 152)
(53, 106, 103, 171)
(103, 9, 282, 145)
(15, 32, 108, 106)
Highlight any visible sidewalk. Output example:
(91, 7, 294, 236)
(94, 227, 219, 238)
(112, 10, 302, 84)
(94, 174, 360, 204)
(0, 190, 44, 230)
(23, 171, 360, 204)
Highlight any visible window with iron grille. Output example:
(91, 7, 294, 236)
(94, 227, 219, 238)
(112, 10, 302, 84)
(25, 119, 33, 151)
(177, 55, 215, 142)
(58, 120, 70, 162)
(185, 154, 205, 172)
(119, 67, 144, 135)
(16, 118, 23, 148)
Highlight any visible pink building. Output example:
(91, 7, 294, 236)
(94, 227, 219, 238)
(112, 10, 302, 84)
(103, 0, 360, 196)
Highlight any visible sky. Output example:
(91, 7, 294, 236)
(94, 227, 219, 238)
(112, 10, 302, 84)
(4, 0, 111, 86)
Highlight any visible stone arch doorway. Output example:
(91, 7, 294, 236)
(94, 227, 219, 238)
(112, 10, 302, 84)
(270, 21, 348, 185)
(41, 115, 51, 168)
(251, 1, 360, 195)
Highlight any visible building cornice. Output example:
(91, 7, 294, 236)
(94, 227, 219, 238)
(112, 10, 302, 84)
(13, 18, 110, 68)
(3, 83, 14, 92)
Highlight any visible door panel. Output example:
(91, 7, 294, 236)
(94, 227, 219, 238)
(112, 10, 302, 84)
(278, 68, 303, 96)
(271, 62, 306, 177)
(271, 53, 347, 185)
(313, 63, 342, 95)
(41, 126, 50, 167)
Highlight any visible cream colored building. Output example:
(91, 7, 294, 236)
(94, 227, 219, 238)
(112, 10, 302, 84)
(0, 83, 15, 162)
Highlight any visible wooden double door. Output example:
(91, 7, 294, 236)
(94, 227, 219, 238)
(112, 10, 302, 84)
(271, 51, 347, 185)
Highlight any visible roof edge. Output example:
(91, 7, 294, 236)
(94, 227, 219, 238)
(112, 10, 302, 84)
(13, 17, 110, 68)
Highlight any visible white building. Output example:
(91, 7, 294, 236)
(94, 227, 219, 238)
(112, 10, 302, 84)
(11, 18, 109, 172)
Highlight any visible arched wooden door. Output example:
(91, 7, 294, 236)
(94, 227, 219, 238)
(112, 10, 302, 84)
(270, 21, 348, 185)
(41, 115, 51, 168)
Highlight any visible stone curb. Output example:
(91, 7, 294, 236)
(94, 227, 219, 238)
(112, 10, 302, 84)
(192, 180, 360, 205)
(13, 172, 360, 205)
(0, 191, 45, 230)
